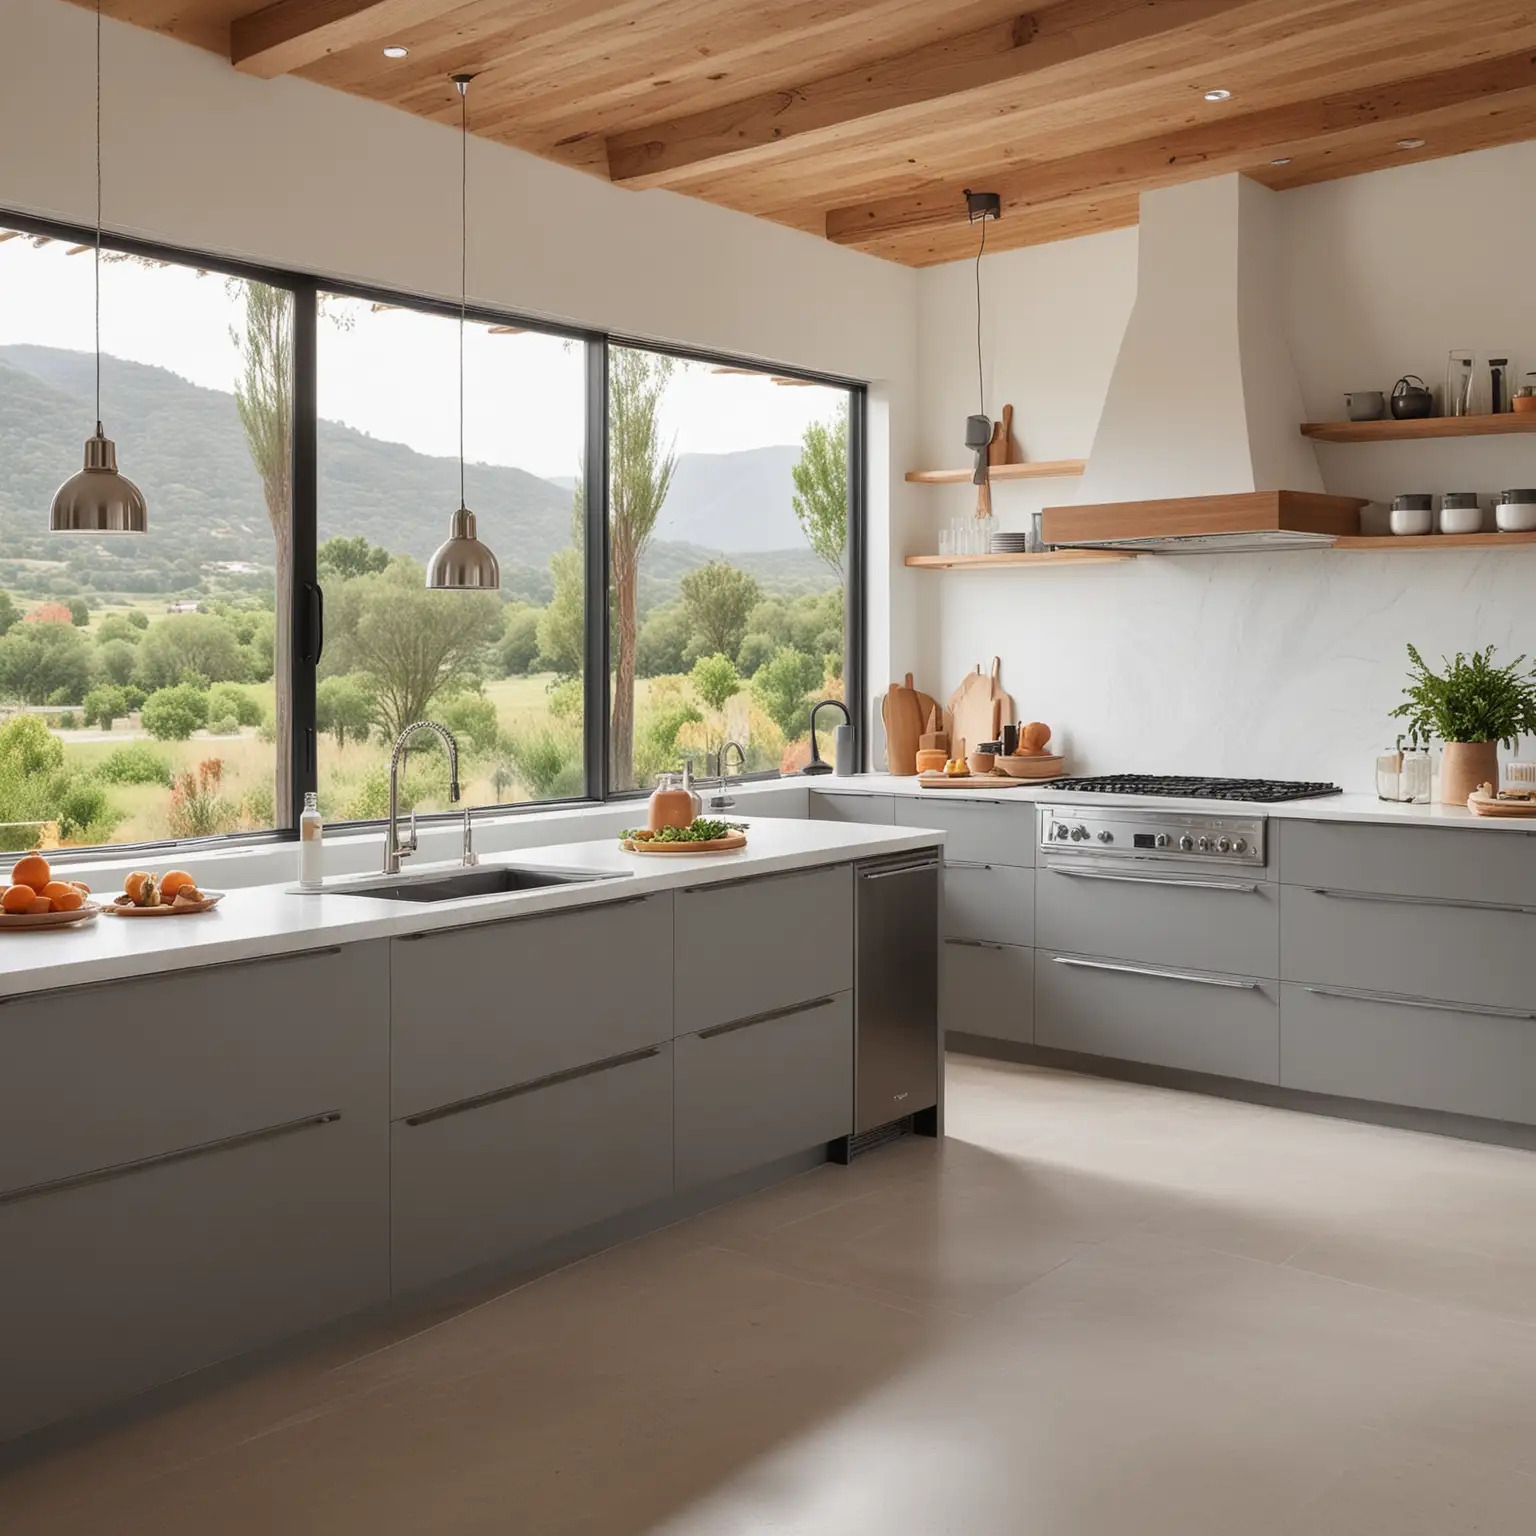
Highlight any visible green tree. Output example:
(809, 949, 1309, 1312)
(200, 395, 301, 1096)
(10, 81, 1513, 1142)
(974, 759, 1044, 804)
(536, 546, 584, 678)
(0, 592, 18, 637)
(82, 684, 133, 730)
(609, 350, 677, 788)
(230, 279, 295, 819)
(94, 613, 142, 645)
(691, 653, 741, 714)
(315, 673, 374, 748)
(0, 623, 94, 705)
(127, 610, 148, 631)
(141, 683, 210, 741)
(680, 562, 760, 661)
(751, 646, 824, 739)
(791, 400, 848, 579)
(346, 561, 502, 742)
(207, 683, 265, 728)
(0, 716, 119, 850)
(496, 604, 542, 676)
(439, 693, 500, 755)
(136, 614, 247, 690)
(97, 639, 138, 687)
(319, 535, 391, 581)
(637, 601, 691, 678)
(67, 597, 90, 627)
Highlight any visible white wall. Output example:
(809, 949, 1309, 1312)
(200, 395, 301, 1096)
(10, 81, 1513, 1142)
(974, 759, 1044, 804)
(0, 0, 928, 725)
(916, 144, 1536, 791)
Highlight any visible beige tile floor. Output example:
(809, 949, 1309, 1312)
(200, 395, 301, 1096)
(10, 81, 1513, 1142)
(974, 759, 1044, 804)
(5, 1055, 1536, 1534)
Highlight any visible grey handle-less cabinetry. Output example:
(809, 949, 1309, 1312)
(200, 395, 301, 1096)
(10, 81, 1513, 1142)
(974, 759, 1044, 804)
(0, 944, 390, 1443)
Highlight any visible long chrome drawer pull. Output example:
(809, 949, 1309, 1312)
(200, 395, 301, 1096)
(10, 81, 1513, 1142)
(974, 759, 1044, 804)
(698, 995, 838, 1040)
(1052, 955, 1260, 990)
(944, 860, 994, 871)
(944, 937, 1008, 951)
(403, 1046, 662, 1126)
(0, 1110, 342, 1207)
(1302, 985, 1536, 1022)
(1047, 866, 1258, 893)
(861, 860, 941, 881)
(1309, 887, 1536, 917)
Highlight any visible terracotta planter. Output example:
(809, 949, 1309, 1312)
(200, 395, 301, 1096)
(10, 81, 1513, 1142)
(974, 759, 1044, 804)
(1439, 740, 1500, 805)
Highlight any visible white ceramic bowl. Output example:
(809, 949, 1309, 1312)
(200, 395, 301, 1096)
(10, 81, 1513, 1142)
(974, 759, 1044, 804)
(1390, 506, 1434, 536)
(1496, 499, 1536, 532)
(1438, 504, 1484, 535)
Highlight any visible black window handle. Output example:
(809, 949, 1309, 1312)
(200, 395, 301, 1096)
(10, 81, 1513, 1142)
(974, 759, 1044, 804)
(301, 581, 325, 665)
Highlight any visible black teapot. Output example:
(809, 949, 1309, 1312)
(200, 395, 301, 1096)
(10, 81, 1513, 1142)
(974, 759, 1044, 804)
(1390, 375, 1434, 420)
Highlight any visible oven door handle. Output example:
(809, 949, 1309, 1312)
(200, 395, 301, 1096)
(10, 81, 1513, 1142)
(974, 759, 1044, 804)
(1044, 864, 1259, 894)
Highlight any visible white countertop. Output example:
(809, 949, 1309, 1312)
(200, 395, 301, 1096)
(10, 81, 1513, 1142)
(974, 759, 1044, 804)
(0, 817, 943, 1000)
(810, 774, 1536, 833)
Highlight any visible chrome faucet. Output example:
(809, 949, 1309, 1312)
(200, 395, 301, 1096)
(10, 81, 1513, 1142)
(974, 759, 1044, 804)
(709, 741, 748, 810)
(383, 720, 461, 874)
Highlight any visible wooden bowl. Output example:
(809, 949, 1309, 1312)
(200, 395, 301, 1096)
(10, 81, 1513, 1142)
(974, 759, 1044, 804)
(1515, 394, 1536, 414)
(967, 750, 996, 775)
(994, 753, 1066, 779)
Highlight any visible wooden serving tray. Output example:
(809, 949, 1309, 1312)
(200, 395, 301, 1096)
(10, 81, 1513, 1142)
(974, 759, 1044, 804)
(918, 775, 1028, 790)
(1467, 794, 1536, 818)
(105, 891, 225, 916)
(0, 901, 101, 930)
(622, 834, 748, 854)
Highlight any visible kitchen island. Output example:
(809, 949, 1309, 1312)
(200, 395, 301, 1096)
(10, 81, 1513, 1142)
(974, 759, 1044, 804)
(0, 817, 943, 1447)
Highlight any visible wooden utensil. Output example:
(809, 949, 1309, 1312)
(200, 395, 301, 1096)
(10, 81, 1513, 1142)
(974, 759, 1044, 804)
(881, 673, 926, 775)
(919, 705, 948, 754)
(948, 667, 998, 759)
(985, 657, 1015, 736)
(990, 406, 1013, 466)
(994, 753, 1066, 779)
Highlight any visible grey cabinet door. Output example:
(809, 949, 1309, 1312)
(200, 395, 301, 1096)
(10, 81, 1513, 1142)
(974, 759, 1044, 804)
(1278, 819, 1536, 906)
(1280, 884, 1536, 1013)
(895, 798, 1036, 867)
(943, 862, 1034, 946)
(0, 942, 388, 1199)
(1281, 982, 1536, 1124)
(943, 939, 1033, 1045)
(1036, 859, 1278, 979)
(391, 895, 673, 1119)
(391, 1044, 674, 1296)
(1035, 949, 1279, 1083)
(674, 992, 853, 1187)
(810, 792, 896, 825)
(674, 866, 852, 1035)
(0, 1104, 388, 1443)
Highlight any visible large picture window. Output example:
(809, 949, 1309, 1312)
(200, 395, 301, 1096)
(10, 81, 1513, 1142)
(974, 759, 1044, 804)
(0, 215, 864, 856)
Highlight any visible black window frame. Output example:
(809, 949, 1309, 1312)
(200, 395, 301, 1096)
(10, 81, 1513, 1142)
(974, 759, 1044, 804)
(0, 208, 868, 855)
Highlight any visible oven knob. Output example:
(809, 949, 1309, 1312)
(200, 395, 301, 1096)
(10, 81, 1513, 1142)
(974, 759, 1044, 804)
(1055, 824, 1070, 840)
(1096, 830, 1113, 844)
(1216, 836, 1232, 853)
(1070, 824, 1089, 841)
(1196, 836, 1211, 852)
(1231, 836, 1247, 854)
(1154, 833, 1171, 849)
(1178, 835, 1194, 852)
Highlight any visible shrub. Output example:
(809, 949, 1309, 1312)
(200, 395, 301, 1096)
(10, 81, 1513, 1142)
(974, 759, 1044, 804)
(750, 646, 826, 739)
(241, 781, 276, 829)
(546, 676, 583, 721)
(207, 683, 265, 728)
(97, 638, 138, 686)
(316, 673, 373, 748)
(67, 597, 90, 627)
(54, 712, 79, 730)
(438, 693, 500, 755)
(498, 721, 584, 800)
(210, 714, 241, 735)
(0, 622, 95, 705)
(127, 610, 148, 631)
(141, 683, 209, 741)
(165, 759, 239, 839)
(94, 614, 142, 645)
(94, 743, 172, 786)
(82, 684, 133, 731)
(0, 715, 123, 850)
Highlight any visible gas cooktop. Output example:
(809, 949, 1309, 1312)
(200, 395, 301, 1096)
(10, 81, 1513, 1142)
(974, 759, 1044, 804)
(1043, 775, 1343, 804)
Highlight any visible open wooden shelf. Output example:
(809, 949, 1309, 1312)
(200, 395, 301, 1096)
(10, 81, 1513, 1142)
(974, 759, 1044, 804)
(1334, 531, 1536, 551)
(905, 459, 1087, 484)
(905, 550, 1137, 571)
(1301, 414, 1536, 443)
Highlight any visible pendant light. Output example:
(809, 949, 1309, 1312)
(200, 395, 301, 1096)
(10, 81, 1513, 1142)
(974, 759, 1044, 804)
(962, 189, 1000, 487)
(427, 73, 499, 591)
(50, 0, 147, 534)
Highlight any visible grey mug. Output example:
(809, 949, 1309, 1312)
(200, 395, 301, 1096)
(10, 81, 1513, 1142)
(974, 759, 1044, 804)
(1344, 391, 1386, 421)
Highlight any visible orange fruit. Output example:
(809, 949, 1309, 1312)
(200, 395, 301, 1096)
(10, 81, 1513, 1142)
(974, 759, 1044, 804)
(43, 883, 83, 912)
(69, 880, 90, 895)
(12, 854, 51, 892)
(1, 885, 36, 914)
(123, 871, 152, 903)
(25, 895, 53, 915)
(160, 870, 196, 899)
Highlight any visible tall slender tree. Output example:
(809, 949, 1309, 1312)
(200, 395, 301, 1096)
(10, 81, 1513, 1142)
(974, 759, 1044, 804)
(790, 399, 849, 580)
(609, 350, 677, 789)
(229, 280, 294, 820)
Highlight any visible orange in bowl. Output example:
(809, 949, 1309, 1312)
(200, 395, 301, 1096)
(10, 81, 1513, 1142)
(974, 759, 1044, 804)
(11, 855, 51, 892)
(42, 882, 83, 912)
(123, 871, 152, 904)
(160, 870, 196, 900)
(26, 895, 53, 915)
(1, 884, 36, 914)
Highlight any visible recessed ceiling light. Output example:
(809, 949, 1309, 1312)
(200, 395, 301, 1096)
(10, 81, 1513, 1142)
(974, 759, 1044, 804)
(383, 45, 408, 58)
(1271, 156, 1292, 166)
(1203, 88, 1232, 102)
(1396, 137, 1426, 149)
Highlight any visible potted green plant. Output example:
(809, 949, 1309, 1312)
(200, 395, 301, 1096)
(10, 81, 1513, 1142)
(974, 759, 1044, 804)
(1392, 644, 1536, 804)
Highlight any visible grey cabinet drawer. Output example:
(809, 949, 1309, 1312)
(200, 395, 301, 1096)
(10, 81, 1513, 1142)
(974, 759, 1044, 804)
(895, 798, 1035, 867)
(1280, 884, 1536, 1013)
(0, 943, 388, 1198)
(391, 895, 673, 1119)
(1036, 859, 1278, 978)
(674, 992, 853, 1187)
(810, 792, 895, 825)
(0, 1105, 388, 1442)
(943, 861, 1034, 945)
(674, 866, 852, 1035)
(1278, 819, 1536, 906)
(1281, 982, 1536, 1125)
(391, 1044, 673, 1295)
(943, 938, 1033, 1045)
(1035, 949, 1279, 1083)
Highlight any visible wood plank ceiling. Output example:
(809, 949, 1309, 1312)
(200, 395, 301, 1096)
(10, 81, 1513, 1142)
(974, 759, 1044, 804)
(77, 0, 1536, 265)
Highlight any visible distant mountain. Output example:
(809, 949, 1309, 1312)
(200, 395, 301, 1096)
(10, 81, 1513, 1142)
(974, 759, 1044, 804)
(0, 347, 836, 609)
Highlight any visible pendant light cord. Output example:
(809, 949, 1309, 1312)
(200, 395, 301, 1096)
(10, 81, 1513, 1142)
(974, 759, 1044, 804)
(94, 0, 102, 434)
(458, 76, 468, 512)
(973, 212, 987, 419)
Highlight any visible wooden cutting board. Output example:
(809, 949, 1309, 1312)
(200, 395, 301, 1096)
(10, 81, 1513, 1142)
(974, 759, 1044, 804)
(985, 656, 1015, 734)
(882, 673, 929, 775)
(949, 658, 1014, 752)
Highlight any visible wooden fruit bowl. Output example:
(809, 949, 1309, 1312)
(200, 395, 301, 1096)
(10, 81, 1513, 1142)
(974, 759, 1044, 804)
(105, 891, 225, 916)
(0, 901, 101, 931)
(994, 753, 1066, 779)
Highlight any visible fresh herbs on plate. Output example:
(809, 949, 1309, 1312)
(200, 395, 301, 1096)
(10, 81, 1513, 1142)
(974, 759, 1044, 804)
(620, 819, 747, 844)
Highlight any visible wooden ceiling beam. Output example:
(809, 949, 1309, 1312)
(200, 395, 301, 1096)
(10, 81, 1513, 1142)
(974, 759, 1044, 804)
(230, 0, 461, 79)
(605, 0, 1259, 190)
(825, 48, 1536, 249)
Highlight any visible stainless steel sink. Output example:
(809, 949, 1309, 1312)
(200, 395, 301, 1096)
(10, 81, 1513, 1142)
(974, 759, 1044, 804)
(333, 867, 620, 903)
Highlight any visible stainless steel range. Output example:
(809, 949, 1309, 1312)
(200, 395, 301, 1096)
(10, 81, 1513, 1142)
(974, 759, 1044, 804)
(1039, 803, 1268, 867)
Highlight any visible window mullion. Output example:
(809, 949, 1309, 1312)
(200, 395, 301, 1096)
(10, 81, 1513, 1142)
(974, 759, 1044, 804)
(584, 337, 611, 800)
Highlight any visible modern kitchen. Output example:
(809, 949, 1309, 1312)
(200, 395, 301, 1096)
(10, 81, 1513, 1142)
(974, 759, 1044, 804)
(4, 2, 1536, 1533)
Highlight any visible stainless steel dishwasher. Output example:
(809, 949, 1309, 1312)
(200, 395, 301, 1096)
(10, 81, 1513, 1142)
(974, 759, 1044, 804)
(845, 850, 941, 1151)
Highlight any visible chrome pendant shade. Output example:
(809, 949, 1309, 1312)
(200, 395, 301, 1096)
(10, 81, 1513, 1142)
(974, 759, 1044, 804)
(427, 72, 499, 591)
(50, 426, 148, 533)
(427, 506, 499, 589)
